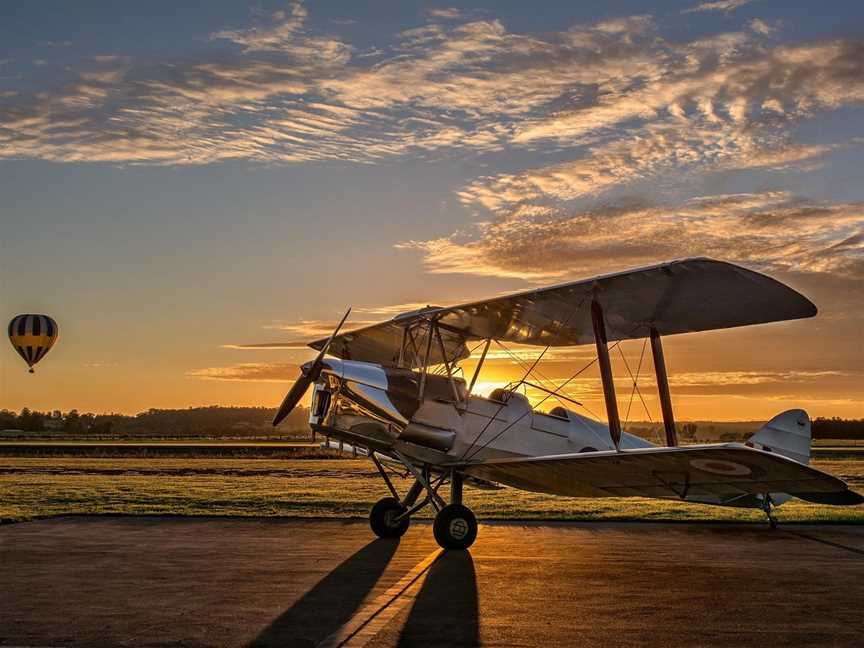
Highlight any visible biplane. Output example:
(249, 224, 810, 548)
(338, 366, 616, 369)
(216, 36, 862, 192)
(272, 258, 862, 550)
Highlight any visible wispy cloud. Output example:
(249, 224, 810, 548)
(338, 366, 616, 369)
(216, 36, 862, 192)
(0, 6, 691, 165)
(211, 3, 311, 52)
(220, 342, 311, 350)
(187, 362, 300, 382)
(223, 302, 448, 351)
(426, 8, 462, 20)
(400, 191, 864, 281)
(2, 0, 863, 295)
(2, 2, 859, 191)
(683, 0, 755, 14)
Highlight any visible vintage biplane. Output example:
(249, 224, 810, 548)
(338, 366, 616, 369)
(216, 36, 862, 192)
(272, 258, 862, 550)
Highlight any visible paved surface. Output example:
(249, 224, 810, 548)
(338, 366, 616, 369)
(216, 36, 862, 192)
(1, 517, 863, 647)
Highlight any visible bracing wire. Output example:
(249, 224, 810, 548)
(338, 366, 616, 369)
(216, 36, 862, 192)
(494, 340, 596, 418)
(458, 338, 557, 461)
(457, 296, 587, 461)
(462, 340, 623, 462)
(617, 340, 653, 425)
(461, 318, 648, 462)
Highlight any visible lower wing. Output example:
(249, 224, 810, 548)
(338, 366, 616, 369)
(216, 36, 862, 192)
(460, 444, 863, 506)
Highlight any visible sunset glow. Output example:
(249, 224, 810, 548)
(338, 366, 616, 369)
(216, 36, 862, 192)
(2, 1, 862, 420)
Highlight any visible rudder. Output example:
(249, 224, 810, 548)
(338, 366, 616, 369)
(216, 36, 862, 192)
(747, 409, 811, 465)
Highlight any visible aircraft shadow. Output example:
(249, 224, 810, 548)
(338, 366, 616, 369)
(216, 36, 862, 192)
(397, 550, 478, 648)
(248, 538, 399, 648)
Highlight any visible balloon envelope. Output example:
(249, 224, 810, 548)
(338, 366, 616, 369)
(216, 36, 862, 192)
(8, 314, 59, 373)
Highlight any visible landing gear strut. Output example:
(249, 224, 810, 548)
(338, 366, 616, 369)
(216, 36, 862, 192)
(761, 493, 778, 529)
(368, 454, 478, 550)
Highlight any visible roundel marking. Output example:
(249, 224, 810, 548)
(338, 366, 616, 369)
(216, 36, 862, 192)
(689, 458, 752, 476)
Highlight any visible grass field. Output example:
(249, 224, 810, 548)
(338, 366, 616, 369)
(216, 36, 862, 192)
(2, 456, 862, 524)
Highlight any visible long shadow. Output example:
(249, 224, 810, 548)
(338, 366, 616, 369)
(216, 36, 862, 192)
(397, 551, 478, 647)
(249, 538, 399, 648)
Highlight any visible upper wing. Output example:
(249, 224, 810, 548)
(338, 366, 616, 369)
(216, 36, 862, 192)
(309, 307, 470, 368)
(311, 258, 816, 366)
(459, 444, 863, 505)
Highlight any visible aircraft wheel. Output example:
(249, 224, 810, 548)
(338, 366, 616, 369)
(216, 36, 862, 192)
(433, 503, 477, 550)
(370, 497, 410, 538)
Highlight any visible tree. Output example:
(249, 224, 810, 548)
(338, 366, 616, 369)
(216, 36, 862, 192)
(0, 409, 18, 430)
(64, 409, 81, 432)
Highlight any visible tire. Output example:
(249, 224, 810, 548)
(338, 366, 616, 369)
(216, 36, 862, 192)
(369, 497, 410, 538)
(433, 503, 477, 550)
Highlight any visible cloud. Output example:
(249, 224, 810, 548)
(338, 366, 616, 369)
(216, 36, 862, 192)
(427, 8, 461, 20)
(187, 362, 300, 382)
(458, 133, 851, 212)
(221, 342, 311, 350)
(452, 33, 864, 211)
(222, 302, 449, 351)
(683, 0, 755, 14)
(748, 18, 775, 36)
(400, 191, 864, 281)
(211, 3, 310, 52)
(514, 38, 864, 144)
(0, 7, 667, 164)
(0, 0, 862, 215)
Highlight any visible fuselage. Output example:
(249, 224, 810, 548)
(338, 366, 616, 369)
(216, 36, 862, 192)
(308, 357, 652, 466)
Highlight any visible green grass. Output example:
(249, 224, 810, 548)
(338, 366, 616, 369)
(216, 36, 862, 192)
(2, 457, 862, 524)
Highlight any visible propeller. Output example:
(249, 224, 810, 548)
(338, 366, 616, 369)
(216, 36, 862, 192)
(272, 307, 351, 427)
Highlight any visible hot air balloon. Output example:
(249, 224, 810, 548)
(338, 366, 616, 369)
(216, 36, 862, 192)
(8, 314, 59, 373)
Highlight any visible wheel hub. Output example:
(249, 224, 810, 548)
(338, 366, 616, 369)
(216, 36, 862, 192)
(383, 509, 400, 529)
(448, 518, 468, 540)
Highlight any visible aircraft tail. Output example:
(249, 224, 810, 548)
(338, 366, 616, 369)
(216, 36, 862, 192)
(746, 409, 811, 466)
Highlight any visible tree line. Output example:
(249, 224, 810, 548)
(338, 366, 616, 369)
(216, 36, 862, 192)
(812, 417, 864, 440)
(0, 405, 312, 438)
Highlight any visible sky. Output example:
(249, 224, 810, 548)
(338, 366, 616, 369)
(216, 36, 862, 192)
(1, 0, 862, 421)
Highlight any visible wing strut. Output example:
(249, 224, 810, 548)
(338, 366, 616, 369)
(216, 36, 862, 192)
(650, 327, 678, 447)
(417, 320, 435, 400)
(591, 299, 621, 449)
(468, 338, 491, 395)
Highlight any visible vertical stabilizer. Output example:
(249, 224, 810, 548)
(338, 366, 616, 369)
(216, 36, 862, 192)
(747, 409, 811, 465)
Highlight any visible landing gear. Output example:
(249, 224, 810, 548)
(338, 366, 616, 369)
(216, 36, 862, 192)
(370, 497, 410, 538)
(761, 494, 778, 529)
(368, 452, 479, 550)
(433, 471, 477, 550)
(433, 503, 477, 550)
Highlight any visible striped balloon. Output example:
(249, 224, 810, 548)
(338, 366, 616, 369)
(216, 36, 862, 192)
(8, 314, 59, 373)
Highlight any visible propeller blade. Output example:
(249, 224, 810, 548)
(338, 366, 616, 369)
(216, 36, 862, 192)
(317, 307, 352, 358)
(272, 307, 351, 427)
(272, 371, 312, 426)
